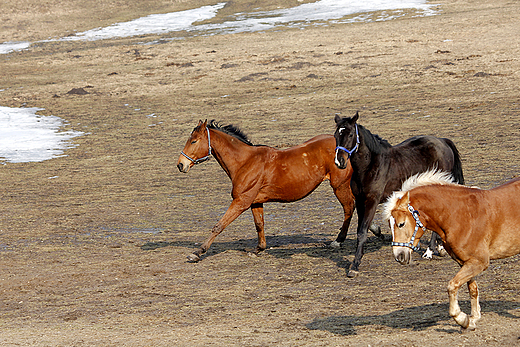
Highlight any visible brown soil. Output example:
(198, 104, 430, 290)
(0, 0, 519, 345)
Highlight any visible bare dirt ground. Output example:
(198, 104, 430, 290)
(0, 0, 519, 345)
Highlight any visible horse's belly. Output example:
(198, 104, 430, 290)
(255, 179, 322, 203)
(489, 227, 520, 259)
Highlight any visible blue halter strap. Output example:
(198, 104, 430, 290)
(181, 127, 212, 164)
(391, 204, 425, 253)
(335, 124, 360, 159)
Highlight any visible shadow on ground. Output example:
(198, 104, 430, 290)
(306, 300, 520, 335)
(140, 233, 388, 275)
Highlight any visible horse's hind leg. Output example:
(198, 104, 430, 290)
(331, 184, 355, 248)
(251, 203, 266, 253)
(368, 223, 383, 240)
(467, 279, 481, 330)
(187, 198, 251, 262)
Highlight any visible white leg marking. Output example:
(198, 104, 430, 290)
(422, 248, 433, 259)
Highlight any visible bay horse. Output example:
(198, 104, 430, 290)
(334, 112, 464, 277)
(177, 119, 363, 262)
(384, 170, 520, 330)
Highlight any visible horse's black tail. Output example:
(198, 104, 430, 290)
(445, 139, 464, 185)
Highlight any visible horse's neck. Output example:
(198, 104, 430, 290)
(414, 188, 455, 240)
(351, 130, 379, 171)
(210, 129, 255, 178)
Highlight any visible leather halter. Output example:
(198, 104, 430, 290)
(335, 124, 360, 159)
(181, 127, 212, 164)
(391, 204, 425, 253)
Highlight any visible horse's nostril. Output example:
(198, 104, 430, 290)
(177, 163, 183, 172)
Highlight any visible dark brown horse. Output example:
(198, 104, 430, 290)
(384, 170, 520, 330)
(334, 112, 464, 277)
(177, 120, 360, 262)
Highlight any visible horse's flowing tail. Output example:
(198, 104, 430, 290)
(445, 139, 465, 185)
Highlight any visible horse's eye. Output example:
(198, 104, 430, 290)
(191, 140, 197, 144)
(397, 222, 405, 228)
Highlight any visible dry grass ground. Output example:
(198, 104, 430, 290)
(0, 0, 519, 345)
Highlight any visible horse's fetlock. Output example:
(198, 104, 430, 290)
(452, 311, 469, 328)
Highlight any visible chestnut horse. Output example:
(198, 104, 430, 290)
(334, 112, 464, 277)
(177, 120, 366, 262)
(384, 170, 520, 330)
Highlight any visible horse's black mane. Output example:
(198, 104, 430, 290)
(357, 123, 391, 154)
(207, 120, 254, 146)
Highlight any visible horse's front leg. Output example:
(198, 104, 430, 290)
(348, 199, 378, 278)
(448, 261, 486, 330)
(187, 198, 252, 262)
(251, 203, 266, 253)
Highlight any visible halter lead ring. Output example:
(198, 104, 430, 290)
(391, 204, 425, 253)
(181, 127, 212, 164)
(335, 124, 360, 159)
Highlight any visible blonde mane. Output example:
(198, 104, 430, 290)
(382, 170, 456, 221)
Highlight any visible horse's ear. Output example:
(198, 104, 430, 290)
(334, 114, 342, 125)
(352, 111, 359, 123)
(398, 191, 410, 208)
(201, 119, 208, 128)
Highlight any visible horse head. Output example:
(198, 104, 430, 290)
(387, 191, 427, 265)
(177, 119, 211, 173)
(334, 111, 359, 169)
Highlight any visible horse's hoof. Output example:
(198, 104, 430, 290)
(422, 248, 434, 259)
(437, 245, 448, 257)
(187, 253, 201, 262)
(347, 269, 359, 278)
(330, 241, 342, 248)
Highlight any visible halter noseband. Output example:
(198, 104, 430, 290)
(335, 124, 360, 159)
(391, 204, 425, 253)
(181, 127, 212, 164)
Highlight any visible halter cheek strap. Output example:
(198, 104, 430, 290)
(181, 127, 212, 164)
(391, 204, 425, 253)
(335, 124, 360, 159)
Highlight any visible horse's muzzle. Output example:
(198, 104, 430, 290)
(393, 246, 411, 265)
(334, 150, 348, 169)
(177, 162, 190, 173)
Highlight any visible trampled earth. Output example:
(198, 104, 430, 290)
(0, 0, 519, 345)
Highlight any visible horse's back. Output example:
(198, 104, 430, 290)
(277, 134, 336, 162)
(392, 135, 463, 181)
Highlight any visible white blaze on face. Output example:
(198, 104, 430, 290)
(390, 215, 412, 264)
(334, 149, 341, 167)
(334, 127, 345, 166)
(389, 216, 395, 240)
